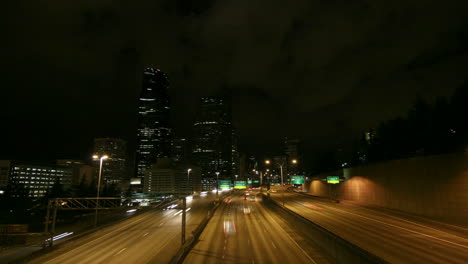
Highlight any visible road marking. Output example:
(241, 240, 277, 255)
(307, 197, 468, 240)
(114, 248, 126, 256)
(332, 208, 468, 249)
(159, 222, 164, 226)
(303, 202, 324, 210)
(173, 210, 183, 216)
(271, 241, 277, 249)
(143, 232, 149, 237)
(43, 211, 152, 264)
(263, 202, 318, 264)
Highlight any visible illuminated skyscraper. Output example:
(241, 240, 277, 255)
(192, 96, 234, 190)
(135, 67, 171, 182)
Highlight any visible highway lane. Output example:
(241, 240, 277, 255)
(184, 191, 318, 264)
(26, 192, 220, 264)
(271, 191, 468, 264)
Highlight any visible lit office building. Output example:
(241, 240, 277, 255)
(192, 96, 234, 190)
(284, 138, 301, 176)
(93, 138, 128, 185)
(144, 158, 201, 195)
(56, 159, 94, 185)
(231, 128, 240, 180)
(0, 160, 11, 195)
(135, 67, 172, 183)
(1, 160, 72, 198)
(171, 137, 189, 163)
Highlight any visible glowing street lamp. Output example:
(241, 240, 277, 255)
(92, 154, 108, 227)
(187, 168, 192, 193)
(265, 158, 298, 207)
(215, 172, 220, 200)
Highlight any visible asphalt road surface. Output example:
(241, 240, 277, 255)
(184, 191, 318, 264)
(26, 192, 219, 264)
(272, 191, 468, 264)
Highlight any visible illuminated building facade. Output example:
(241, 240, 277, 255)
(192, 97, 235, 190)
(284, 138, 301, 176)
(93, 138, 128, 185)
(144, 158, 201, 194)
(135, 67, 172, 182)
(171, 137, 189, 163)
(56, 159, 94, 185)
(0, 160, 72, 198)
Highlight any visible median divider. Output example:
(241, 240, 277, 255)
(263, 193, 389, 264)
(169, 197, 224, 264)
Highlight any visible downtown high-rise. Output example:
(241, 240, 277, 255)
(135, 67, 171, 182)
(93, 138, 128, 185)
(192, 96, 236, 190)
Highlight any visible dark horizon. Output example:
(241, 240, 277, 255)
(2, 0, 468, 170)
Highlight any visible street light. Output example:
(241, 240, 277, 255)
(265, 158, 298, 207)
(187, 168, 192, 194)
(215, 172, 220, 200)
(182, 168, 191, 245)
(92, 154, 108, 227)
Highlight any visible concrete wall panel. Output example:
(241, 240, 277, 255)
(305, 152, 468, 225)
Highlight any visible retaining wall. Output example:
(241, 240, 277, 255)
(305, 152, 468, 225)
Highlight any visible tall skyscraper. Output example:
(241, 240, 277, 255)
(93, 138, 128, 185)
(171, 137, 189, 163)
(192, 96, 234, 190)
(135, 67, 172, 182)
(284, 138, 302, 176)
(231, 128, 239, 179)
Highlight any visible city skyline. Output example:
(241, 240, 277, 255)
(2, 1, 468, 166)
(1, 2, 467, 263)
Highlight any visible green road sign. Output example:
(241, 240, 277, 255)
(219, 180, 231, 190)
(253, 180, 260, 183)
(291, 175, 305, 184)
(234, 181, 247, 189)
(327, 176, 340, 184)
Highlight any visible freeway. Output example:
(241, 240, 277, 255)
(26, 192, 219, 264)
(184, 191, 319, 264)
(271, 191, 468, 264)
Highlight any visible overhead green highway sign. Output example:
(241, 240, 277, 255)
(219, 180, 231, 190)
(327, 176, 340, 184)
(291, 175, 305, 184)
(234, 181, 247, 189)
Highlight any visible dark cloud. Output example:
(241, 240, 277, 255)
(1, 0, 468, 161)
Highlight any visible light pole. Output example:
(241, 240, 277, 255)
(265, 159, 298, 207)
(215, 172, 220, 200)
(182, 168, 191, 245)
(92, 154, 108, 227)
(187, 168, 192, 193)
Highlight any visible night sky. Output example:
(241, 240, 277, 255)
(2, 1, 468, 165)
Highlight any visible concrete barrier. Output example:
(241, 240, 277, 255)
(305, 152, 468, 225)
(264, 194, 388, 264)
